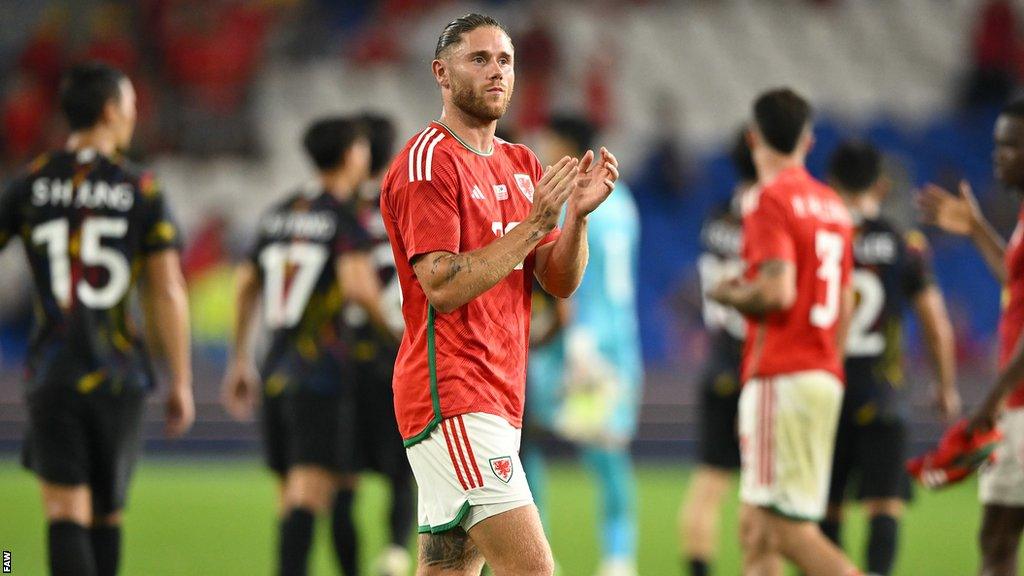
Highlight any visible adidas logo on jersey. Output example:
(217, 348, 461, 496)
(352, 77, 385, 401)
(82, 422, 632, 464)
(471, 185, 486, 200)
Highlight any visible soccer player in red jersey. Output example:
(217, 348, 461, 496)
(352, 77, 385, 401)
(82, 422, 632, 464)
(919, 98, 1024, 576)
(709, 89, 861, 576)
(379, 13, 618, 575)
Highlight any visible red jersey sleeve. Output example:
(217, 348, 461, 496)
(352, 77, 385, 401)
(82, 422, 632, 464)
(743, 192, 795, 270)
(391, 156, 461, 262)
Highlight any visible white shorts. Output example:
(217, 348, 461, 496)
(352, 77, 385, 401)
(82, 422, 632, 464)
(739, 370, 843, 521)
(980, 408, 1024, 506)
(407, 412, 534, 533)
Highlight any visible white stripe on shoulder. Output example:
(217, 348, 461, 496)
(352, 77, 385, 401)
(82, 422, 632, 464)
(407, 128, 434, 182)
(415, 128, 437, 182)
(424, 132, 446, 181)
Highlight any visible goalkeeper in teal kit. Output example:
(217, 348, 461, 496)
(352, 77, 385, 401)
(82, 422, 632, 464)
(525, 116, 643, 576)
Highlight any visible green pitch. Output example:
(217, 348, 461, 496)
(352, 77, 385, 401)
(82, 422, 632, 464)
(0, 458, 996, 574)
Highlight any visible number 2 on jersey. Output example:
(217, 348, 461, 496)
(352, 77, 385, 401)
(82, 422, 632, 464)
(846, 269, 886, 356)
(810, 230, 844, 328)
(32, 217, 131, 310)
(259, 242, 329, 329)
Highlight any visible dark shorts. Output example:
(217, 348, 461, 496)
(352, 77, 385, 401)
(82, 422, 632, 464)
(261, 390, 358, 477)
(697, 365, 742, 470)
(21, 385, 146, 516)
(828, 411, 911, 504)
(354, 359, 410, 479)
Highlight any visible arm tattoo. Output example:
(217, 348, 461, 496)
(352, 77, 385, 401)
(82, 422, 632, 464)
(430, 253, 475, 286)
(726, 259, 791, 316)
(420, 529, 480, 569)
(429, 253, 448, 275)
(428, 252, 497, 287)
(429, 253, 455, 280)
(445, 259, 464, 284)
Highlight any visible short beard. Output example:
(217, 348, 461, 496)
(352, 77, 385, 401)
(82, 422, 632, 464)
(451, 77, 511, 123)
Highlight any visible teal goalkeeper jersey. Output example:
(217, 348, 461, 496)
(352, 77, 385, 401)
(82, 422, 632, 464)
(571, 182, 643, 387)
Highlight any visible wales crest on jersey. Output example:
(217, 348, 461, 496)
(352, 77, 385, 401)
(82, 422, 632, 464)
(513, 174, 534, 203)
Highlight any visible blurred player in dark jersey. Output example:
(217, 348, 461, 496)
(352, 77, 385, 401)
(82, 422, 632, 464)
(222, 117, 390, 576)
(0, 62, 194, 576)
(919, 98, 1024, 576)
(332, 112, 413, 576)
(823, 141, 960, 576)
(678, 129, 755, 576)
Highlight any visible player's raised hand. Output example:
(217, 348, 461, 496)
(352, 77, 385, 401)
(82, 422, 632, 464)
(165, 382, 195, 438)
(529, 156, 579, 232)
(221, 360, 261, 421)
(569, 147, 619, 218)
(917, 181, 981, 236)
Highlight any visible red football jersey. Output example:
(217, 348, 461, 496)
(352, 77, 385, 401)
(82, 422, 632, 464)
(740, 166, 854, 383)
(380, 121, 560, 443)
(1000, 207, 1024, 408)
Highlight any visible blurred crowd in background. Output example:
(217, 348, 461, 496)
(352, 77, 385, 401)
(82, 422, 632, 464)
(0, 0, 1022, 452)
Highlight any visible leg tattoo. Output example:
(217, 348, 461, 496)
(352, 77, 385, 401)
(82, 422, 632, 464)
(420, 529, 479, 570)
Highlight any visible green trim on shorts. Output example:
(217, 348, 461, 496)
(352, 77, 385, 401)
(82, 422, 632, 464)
(417, 501, 472, 534)
(403, 305, 443, 447)
(765, 504, 821, 523)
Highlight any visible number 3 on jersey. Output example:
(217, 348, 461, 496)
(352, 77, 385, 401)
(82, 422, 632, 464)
(810, 230, 844, 328)
(259, 242, 329, 329)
